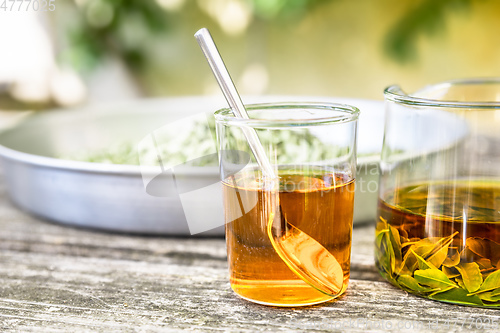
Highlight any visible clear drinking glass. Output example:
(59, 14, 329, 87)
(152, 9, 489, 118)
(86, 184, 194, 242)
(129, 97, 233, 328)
(376, 78, 500, 308)
(215, 102, 359, 307)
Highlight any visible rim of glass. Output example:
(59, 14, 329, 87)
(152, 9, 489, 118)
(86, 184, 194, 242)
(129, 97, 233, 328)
(214, 102, 360, 128)
(384, 77, 500, 109)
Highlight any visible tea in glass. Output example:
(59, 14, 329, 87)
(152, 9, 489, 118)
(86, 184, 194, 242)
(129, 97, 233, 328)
(225, 170, 354, 306)
(215, 103, 359, 306)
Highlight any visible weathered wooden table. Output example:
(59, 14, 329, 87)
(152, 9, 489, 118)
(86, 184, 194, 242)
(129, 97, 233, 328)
(1, 177, 499, 332)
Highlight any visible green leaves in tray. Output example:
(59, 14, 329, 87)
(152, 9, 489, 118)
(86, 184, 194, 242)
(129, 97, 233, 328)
(375, 218, 500, 307)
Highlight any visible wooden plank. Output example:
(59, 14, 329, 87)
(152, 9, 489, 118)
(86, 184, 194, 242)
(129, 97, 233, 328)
(1, 179, 500, 332)
(2, 247, 500, 332)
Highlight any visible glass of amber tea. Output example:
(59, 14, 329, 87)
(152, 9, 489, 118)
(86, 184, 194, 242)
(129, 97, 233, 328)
(377, 78, 500, 308)
(214, 102, 359, 307)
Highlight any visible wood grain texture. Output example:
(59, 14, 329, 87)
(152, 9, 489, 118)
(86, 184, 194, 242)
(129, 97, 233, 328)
(1, 179, 499, 332)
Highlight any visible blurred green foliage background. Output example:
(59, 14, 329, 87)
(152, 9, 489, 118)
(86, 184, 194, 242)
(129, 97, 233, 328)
(53, 0, 500, 100)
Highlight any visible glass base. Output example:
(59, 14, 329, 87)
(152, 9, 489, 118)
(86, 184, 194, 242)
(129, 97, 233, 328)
(230, 279, 347, 307)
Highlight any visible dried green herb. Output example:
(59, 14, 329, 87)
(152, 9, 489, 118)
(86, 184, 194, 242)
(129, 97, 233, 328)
(61, 117, 353, 167)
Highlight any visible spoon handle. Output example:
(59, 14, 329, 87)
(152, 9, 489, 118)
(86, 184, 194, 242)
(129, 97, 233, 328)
(194, 28, 276, 178)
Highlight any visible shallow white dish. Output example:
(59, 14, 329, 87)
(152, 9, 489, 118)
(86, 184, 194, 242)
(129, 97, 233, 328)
(0, 96, 384, 236)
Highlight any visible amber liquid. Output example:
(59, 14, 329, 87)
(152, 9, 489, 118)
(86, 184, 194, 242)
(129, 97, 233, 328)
(376, 181, 500, 307)
(223, 170, 354, 306)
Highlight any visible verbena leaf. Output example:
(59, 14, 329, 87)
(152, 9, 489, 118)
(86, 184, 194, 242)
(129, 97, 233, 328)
(481, 239, 500, 265)
(399, 228, 409, 242)
(430, 288, 483, 306)
(442, 247, 460, 267)
(397, 274, 435, 293)
(378, 248, 391, 275)
(414, 269, 458, 289)
(466, 238, 489, 258)
(378, 217, 388, 229)
(412, 249, 437, 270)
(375, 229, 388, 249)
(477, 258, 493, 270)
(462, 237, 500, 264)
(442, 266, 460, 279)
(426, 232, 458, 258)
(455, 262, 483, 293)
(476, 290, 500, 302)
(412, 231, 458, 261)
(462, 247, 482, 263)
(401, 241, 417, 249)
(481, 303, 500, 307)
(469, 269, 500, 295)
(411, 239, 439, 259)
(385, 271, 399, 285)
(388, 225, 402, 262)
(429, 286, 455, 296)
(481, 268, 497, 280)
(492, 288, 500, 297)
(376, 231, 396, 277)
(398, 248, 418, 274)
(427, 243, 449, 268)
(384, 232, 396, 275)
(456, 277, 467, 290)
